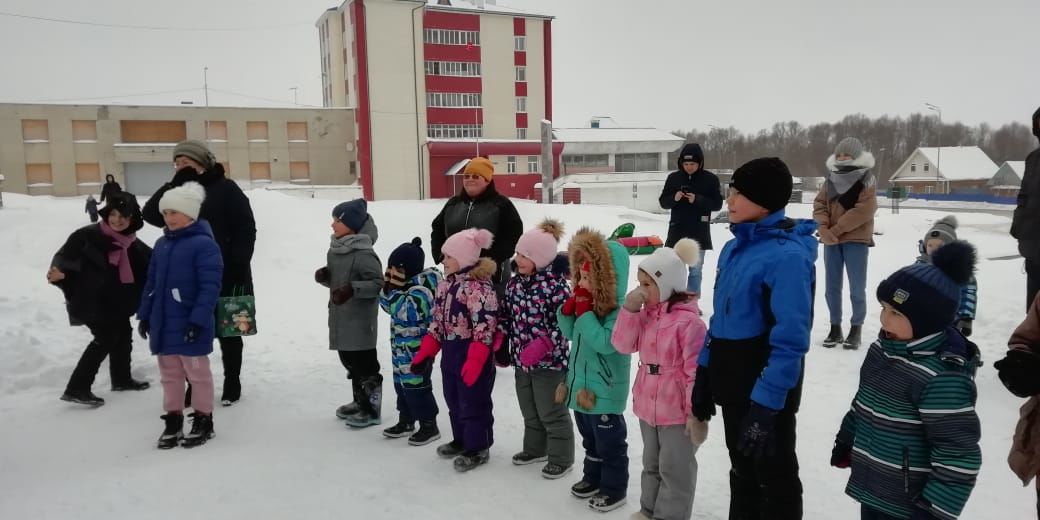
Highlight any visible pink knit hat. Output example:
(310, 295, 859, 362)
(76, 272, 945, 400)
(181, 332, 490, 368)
(441, 228, 495, 270)
(515, 218, 564, 270)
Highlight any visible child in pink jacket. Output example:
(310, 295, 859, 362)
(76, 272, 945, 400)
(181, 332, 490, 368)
(612, 238, 708, 520)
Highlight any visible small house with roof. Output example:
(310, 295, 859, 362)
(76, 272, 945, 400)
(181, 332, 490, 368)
(889, 146, 997, 195)
(988, 161, 1026, 197)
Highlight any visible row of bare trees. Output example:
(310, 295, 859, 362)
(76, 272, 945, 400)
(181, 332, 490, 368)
(671, 113, 1037, 187)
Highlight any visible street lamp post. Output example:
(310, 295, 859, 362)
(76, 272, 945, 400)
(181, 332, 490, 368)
(925, 103, 942, 194)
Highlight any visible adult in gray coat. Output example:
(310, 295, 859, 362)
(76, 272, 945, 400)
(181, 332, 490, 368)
(314, 199, 384, 428)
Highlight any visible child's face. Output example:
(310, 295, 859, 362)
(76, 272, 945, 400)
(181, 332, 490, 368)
(727, 189, 770, 224)
(443, 256, 461, 275)
(331, 218, 353, 238)
(924, 238, 944, 256)
(880, 302, 914, 340)
(162, 209, 193, 231)
(106, 209, 131, 233)
(515, 254, 536, 275)
(577, 274, 592, 291)
(835, 153, 854, 161)
(637, 270, 661, 306)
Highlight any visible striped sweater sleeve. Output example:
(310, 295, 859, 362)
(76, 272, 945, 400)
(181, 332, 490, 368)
(917, 372, 981, 519)
(957, 277, 977, 320)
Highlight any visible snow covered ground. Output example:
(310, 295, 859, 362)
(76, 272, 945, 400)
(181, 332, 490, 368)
(0, 190, 1033, 519)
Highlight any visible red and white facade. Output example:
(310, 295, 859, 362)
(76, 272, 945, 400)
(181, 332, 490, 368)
(317, 0, 559, 200)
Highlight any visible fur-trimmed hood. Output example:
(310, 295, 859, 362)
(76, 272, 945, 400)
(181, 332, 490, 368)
(826, 151, 876, 173)
(567, 227, 630, 317)
(452, 257, 497, 282)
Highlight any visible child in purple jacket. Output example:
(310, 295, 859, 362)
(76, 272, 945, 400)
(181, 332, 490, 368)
(410, 228, 499, 472)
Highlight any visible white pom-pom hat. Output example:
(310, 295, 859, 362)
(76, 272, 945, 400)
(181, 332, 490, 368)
(637, 238, 701, 299)
(441, 227, 495, 270)
(159, 181, 206, 221)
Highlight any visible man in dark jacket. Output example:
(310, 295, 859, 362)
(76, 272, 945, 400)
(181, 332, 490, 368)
(431, 157, 523, 298)
(100, 174, 122, 203)
(142, 140, 257, 406)
(658, 143, 723, 295)
(1012, 106, 1040, 308)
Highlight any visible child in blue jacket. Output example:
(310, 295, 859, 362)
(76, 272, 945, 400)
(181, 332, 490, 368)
(137, 182, 224, 449)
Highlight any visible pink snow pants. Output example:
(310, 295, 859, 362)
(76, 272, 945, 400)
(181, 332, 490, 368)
(158, 355, 214, 414)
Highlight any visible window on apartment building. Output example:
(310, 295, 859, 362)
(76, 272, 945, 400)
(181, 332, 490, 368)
(288, 122, 309, 142)
(72, 120, 97, 142)
(427, 124, 483, 139)
(563, 154, 610, 168)
(516, 128, 527, 140)
(25, 163, 53, 185)
(426, 92, 481, 108)
(249, 162, 272, 181)
(21, 120, 49, 142)
(290, 161, 310, 180)
(516, 97, 527, 113)
(515, 66, 526, 82)
(247, 121, 269, 142)
(515, 36, 526, 51)
(423, 29, 480, 46)
(75, 163, 101, 185)
(615, 153, 659, 172)
(507, 156, 517, 173)
(206, 121, 228, 142)
(910, 163, 916, 173)
(424, 61, 481, 77)
(120, 120, 187, 143)
(527, 156, 539, 173)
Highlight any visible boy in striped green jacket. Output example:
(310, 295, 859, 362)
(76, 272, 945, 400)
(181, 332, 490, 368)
(831, 241, 982, 520)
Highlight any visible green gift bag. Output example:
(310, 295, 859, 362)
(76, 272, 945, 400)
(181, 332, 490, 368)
(215, 287, 257, 338)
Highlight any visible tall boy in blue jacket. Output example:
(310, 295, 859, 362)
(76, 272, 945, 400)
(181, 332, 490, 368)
(691, 158, 818, 519)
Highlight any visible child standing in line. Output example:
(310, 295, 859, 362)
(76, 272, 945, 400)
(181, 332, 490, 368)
(613, 238, 708, 520)
(498, 219, 575, 479)
(137, 182, 223, 449)
(832, 241, 982, 520)
(410, 228, 499, 472)
(315, 199, 384, 428)
(558, 227, 632, 513)
(379, 237, 443, 446)
(916, 216, 978, 337)
(85, 194, 100, 223)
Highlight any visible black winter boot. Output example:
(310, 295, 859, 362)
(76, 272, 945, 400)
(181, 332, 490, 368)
(181, 412, 215, 448)
(822, 324, 844, 348)
(60, 389, 105, 407)
(436, 440, 465, 458)
(112, 378, 150, 391)
(453, 449, 490, 472)
(221, 377, 241, 407)
(344, 376, 382, 428)
(382, 418, 415, 438)
(844, 325, 862, 350)
(335, 379, 364, 419)
(408, 420, 441, 446)
(158, 413, 184, 449)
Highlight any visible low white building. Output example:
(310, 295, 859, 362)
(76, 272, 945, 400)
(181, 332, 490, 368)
(889, 146, 997, 195)
(989, 160, 1026, 197)
(554, 119, 684, 175)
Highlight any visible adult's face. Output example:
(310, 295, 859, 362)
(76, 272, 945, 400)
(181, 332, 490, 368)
(682, 161, 700, 174)
(462, 173, 490, 197)
(174, 156, 206, 173)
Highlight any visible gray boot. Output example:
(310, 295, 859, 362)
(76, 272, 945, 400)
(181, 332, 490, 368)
(844, 325, 862, 350)
(344, 376, 382, 428)
(822, 324, 843, 348)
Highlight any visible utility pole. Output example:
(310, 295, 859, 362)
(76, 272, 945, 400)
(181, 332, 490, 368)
(926, 103, 942, 194)
(204, 67, 211, 140)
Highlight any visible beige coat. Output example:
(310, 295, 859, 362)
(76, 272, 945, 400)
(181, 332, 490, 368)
(813, 154, 878, 246)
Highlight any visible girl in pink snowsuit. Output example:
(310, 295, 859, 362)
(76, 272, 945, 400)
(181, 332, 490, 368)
(612, 238, 708, 520)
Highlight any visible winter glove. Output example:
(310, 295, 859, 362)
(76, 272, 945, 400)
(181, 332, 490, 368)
(573, 287, 594, 317)
(955, 318, 973, 337)
(171, 166, 200, 187)
(314, 267, 330, 285)
(409, 335, 441, 375)
(137, 320, 149, 340)
(830, 439, 853, 469)
(330, 284, 354, 305)
(623, 288, 646, 313)
(994, 348, 1040, 397)
(685, 416, 708, 446)
(518, 336, 554, 368)
(737, 402, 779, 460)
(691, 365, 716, 422)
(492, 332, 511, 368)
(184, 324, 201, 343)
(561, 296, 576, 316)
(461, 341, 491, 387)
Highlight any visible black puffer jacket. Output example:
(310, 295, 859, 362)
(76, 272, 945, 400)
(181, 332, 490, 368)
(1012, 106, 1040, 262)
(431, 181, 524, 288)
(659, 143, 723, 249)
(100, 176, 122, 203)
(142, 164, 257, 296)
(50, 224, 152, 326)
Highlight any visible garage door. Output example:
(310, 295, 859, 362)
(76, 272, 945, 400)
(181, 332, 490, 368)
(124, 162, 175, 196)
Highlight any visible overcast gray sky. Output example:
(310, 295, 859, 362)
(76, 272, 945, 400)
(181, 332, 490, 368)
(0, 0, 1036, 133)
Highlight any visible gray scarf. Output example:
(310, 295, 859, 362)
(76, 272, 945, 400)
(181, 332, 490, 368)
(330, 233, 373, 255)
(825, 152, 876, 199)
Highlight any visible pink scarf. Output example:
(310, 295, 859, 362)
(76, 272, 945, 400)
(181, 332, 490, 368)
(99, 221, 136, 283)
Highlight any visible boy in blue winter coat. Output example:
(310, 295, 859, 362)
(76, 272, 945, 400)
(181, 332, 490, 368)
(137, 182, 224, 449)
(916, 216, 978, 337)
(691, 158, 818, 519)
(379, 237, 443, 446)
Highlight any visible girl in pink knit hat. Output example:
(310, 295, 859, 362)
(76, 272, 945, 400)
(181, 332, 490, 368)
(409, 227, 500, 472)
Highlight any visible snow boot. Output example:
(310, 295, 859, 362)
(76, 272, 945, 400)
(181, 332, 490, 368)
(588, 494, 627, 513)
(570, 480, 599, 499)
(541, 463, 573, 480)
(436, 440, 465, 458)
(453, 449, 490, 472)
(335, 379, 365, 419)
(844, 325, 862, 350)
(408, 420, 441, 446)
(157, 413, 184, 449)
(512, 452, 548, 466)
(383, 419, 415, 438)
(822, 324, 844, 348)
(112, 378, 150, 392)
(221, 377, 241, 407)
(344, 376, 382, 428)
(181, 412, 215, 448)
(60, 389, 105, 407)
